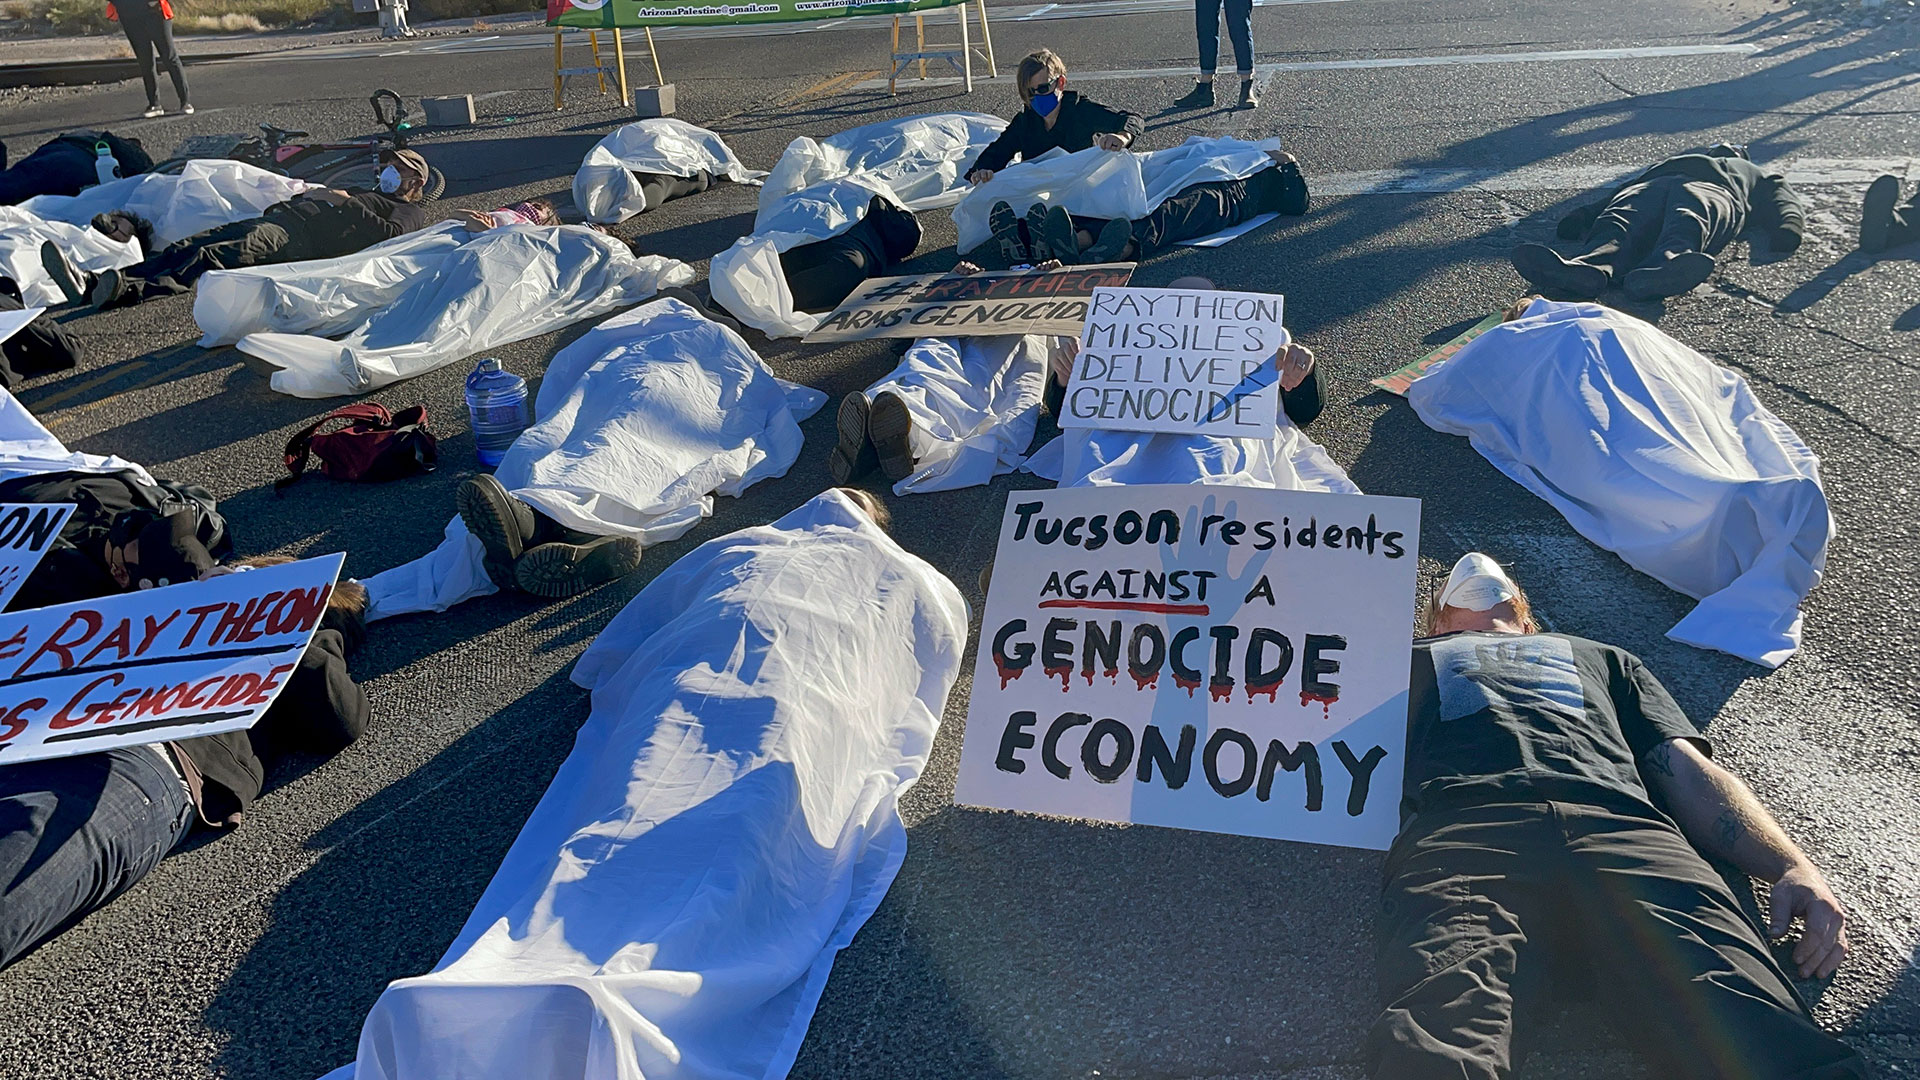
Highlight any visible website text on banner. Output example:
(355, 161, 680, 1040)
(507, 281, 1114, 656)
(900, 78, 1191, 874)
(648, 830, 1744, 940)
(807, 263, 1135, 343)
(1062, 286, 1286, 439)
(548, 0, 964, 29)
(0, 502, 76, 612)
(0, 554, 344, 765)
(955, 486, 1420, 852)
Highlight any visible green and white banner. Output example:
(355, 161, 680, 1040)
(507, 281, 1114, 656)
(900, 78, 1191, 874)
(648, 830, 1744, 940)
(547, 0, 965, 29)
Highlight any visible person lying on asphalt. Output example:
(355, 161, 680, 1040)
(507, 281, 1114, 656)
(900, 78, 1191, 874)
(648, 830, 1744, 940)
(1367, 552, 1865, 1080)
(0, 131, 151, 205)
(778, 193, 923, 314)
(1510, 143, 1806, 302)
(0, 278, 82, 388)
(1860, 173, 1920, 255)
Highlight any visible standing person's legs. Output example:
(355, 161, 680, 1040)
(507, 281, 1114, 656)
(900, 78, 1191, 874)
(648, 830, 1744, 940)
(119, 14, 162, 112)
(148, 14, 191, 110)
(1224, 0, 1257, 106)
(0, 747, 195, 969)
(1621, 181, 1736, 300)
(1176, 0, 1225, 107)
(1366, 803, 1561, 1080)
(1561, 805, 1870, 1079)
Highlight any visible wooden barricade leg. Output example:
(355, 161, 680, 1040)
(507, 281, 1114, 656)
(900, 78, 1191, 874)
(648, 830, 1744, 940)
(915, 14, 926, 79)
(889, 16, 901, 95)
(589, 30, 607, 96)
(975, 0, 996, 77)
(957, 2, 972, 93)
(646, 26, 665, 85)
(553, 30, 564, 110)
(613, 28, 631, 105)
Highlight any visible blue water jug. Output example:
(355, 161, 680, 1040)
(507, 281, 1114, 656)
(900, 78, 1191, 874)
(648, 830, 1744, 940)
(464, 358, 530, 467)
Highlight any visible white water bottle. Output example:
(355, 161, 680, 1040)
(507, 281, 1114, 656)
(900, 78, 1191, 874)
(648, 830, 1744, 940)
(93, 142, 119, 186)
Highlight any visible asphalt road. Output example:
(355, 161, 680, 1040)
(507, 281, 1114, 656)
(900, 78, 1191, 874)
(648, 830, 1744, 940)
(1, 0, 1917, 1076)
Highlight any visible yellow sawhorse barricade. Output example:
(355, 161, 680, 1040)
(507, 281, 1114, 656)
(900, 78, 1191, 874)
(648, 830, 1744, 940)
(552, 25, 668, 110)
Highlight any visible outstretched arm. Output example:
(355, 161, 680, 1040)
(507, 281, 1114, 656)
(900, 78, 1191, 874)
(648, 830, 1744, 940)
(1642, 737, 1849, 978)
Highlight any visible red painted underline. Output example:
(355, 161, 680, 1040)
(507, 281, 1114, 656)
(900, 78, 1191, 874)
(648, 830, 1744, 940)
(1036, 600, 1212, 616)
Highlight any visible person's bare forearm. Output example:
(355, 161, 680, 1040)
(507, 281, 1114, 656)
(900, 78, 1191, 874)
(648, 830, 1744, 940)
(1642, 738, 1807, 882)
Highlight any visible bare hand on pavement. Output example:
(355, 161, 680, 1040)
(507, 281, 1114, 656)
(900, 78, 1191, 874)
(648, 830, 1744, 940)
(1770, 862, 1849, 979)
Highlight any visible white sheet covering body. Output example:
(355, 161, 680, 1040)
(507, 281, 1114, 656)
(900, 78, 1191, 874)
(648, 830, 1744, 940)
(758, 112, 1005, 224)
(710, 176, 891, 340)
(1405, 300, 1832, 667)
(574, 120, 765, 225)
(360, 299, 826, 621)
(950, 136, 1284, 254)
(0, 206, 139, 308)
(20, 159, 313, 248)
(0, 386, 154, 484)
(329, 490, 969, 1080)
(865, 334, 1048, 495)
(236, 225, 695, 397)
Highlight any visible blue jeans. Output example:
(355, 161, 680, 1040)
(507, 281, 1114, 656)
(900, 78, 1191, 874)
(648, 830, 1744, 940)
(0, 746, 194, 968)
(1197, 0, 1255, 75)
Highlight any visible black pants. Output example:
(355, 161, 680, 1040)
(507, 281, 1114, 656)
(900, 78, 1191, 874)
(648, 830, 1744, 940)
(124, 218, 303, 300)
(0, 292, 81, 387)
(780, 217, 890, 314)
(1125, 163, 1306, 256)
(634, 169, 711, 213)
(118, 7, 189, 110)
(1367, 801, 1869, 1080)
(1196, 0, 1254, 74)
(1571, 176, 1740, 282)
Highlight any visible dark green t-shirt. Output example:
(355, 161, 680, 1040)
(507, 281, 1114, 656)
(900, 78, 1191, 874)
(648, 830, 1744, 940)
(1402, 631, 1706, 823)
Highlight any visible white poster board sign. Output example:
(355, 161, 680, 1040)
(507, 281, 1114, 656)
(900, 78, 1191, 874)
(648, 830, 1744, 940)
(0, 553, 344, 764)
(956, 486, 1420, 851)
(0, 502, 75, 612)
(1060, 287, 1285, 438)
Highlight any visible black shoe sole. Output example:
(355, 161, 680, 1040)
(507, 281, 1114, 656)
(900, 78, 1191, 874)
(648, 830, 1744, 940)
(1509, 244, 1607, 299)
(1081, 218, 1133, 264)
(1026, 203, 1054, 262)
(1861, 174, 1900, 254)
(1622, 252, 1716, 301)
(829, 391, 878, 484)
(515, 536, 642, 599)
(1044, 205, 1081, 266)
(989, 201, 1028, 264)
(869, 390, 915, 482)
(38, 242, 82, 305)
(456, 474, 532, 590)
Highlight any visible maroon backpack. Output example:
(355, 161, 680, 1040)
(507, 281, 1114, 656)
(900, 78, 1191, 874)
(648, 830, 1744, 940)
(278, 403, 438, 489)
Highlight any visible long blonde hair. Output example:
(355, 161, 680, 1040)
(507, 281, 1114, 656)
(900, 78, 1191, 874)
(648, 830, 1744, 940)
(1422, 579, 1538, 636)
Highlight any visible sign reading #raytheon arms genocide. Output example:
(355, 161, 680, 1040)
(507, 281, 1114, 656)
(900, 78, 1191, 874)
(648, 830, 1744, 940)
(956, 486, 1420, 851)
(548, 0, 966, 28)
(1061, 286, 1287, 439)
(805, 264, 1136, 343)
(0, 502, 76, 612)
(0, 554, 344, 765)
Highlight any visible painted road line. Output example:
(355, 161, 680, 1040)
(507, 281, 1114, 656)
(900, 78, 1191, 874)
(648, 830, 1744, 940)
(848, 42, 1760, 90)
(1019, 2, 1057, 18)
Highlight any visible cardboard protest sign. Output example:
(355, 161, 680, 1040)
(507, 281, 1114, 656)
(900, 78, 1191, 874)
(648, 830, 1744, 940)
(956, 485, 1420, 851)
(0, 503, 75, 612)
(805, 264, 1135, 343)
(0, 553, 344, 765)
(1061, 287, 1286, 438)
(1370, 314, 1501, 396)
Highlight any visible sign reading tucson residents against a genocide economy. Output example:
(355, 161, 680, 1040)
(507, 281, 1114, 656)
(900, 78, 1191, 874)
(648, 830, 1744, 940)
(955, 486, 1420, 851)
(0, 502, 76, 612)
(1061, 286, 1286, 439)
(806, 264, 1135, 343)
(0, 554, 343, 765)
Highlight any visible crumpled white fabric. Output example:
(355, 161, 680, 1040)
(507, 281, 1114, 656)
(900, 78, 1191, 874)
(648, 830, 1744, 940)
(868, 334, 1049, 495)
(20, 159, 313, 247)
(234, 225, 695, 398)
(709, 176, 891, 340)
(324, 489, 969, 1080)
(758, 112, 1004, 225)
(361, 298, 825, 622)
(1405, 300, 1833, 668)
(951, 136, 1284, 254)
(0, 206, 139, 309)
(0, 385, 155, 485)
(573, 119, 765, 224)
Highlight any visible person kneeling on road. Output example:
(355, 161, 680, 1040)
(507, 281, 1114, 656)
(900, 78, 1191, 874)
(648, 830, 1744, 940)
(1511, 144, 1805, 302)
(1367, 553, 1867, 1080)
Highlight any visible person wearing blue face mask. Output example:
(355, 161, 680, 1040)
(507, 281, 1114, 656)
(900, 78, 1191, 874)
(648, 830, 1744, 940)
(964, 48, 1143, 190)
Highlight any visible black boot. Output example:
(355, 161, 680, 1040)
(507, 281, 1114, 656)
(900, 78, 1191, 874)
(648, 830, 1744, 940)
(1174, 80, 1215, 109)
(1509, 243, 1609, 300)
(515, 536, 643, 599)
(457, 474, 539, 589)
(830, 391, 878, 483)
(1622, 251, 1716, 300)
(1861, 174, 1901, 254)
(868, 389, 917, 482)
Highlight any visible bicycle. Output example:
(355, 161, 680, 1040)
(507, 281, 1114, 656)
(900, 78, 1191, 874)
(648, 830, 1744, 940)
(154, 89, 448, 200)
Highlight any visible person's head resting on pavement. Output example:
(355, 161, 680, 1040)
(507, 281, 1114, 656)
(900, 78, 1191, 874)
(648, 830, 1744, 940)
(836, 487, 892, 532)
(104, 508, 215, 591)
(231, 554, 371, 654)
(378, 149, 432, 203)
(1425, 552, 1538, 636)
(1167, 275, 1217, 291)
(1018, 48, 1068, 115)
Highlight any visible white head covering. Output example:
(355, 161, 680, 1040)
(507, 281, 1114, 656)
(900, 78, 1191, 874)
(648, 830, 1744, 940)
(1437, 552, 1519, 612)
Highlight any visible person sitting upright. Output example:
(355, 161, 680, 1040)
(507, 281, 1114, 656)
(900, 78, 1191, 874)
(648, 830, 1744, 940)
(1511, 144, 1805, 302)
(1368, 553, 1866, 1080)
(965, 48, 1143, 187)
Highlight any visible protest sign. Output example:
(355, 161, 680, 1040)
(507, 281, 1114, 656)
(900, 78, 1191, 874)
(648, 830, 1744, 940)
(0, 554, 343, 765)
(1060, 287, 1286, 438)
(1371, 314, 1501, 396)
(805, 264, 1135, 343)
(955, 485, 1420, 851)
(0, 502, 75, 612)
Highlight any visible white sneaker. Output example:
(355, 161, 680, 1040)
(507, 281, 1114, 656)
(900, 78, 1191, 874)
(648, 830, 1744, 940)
(141, 105, 164, 118)
(181, 103, 195, 114)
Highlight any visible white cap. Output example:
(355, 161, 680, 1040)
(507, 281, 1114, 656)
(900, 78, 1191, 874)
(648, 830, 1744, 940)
(1437, 552, 1518, 612)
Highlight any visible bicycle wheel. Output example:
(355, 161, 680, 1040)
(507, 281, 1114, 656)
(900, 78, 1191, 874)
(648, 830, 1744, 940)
(305, 159, 445, 203)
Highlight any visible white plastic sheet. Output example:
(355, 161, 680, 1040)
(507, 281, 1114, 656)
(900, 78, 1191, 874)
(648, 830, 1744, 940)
(0, 206, 139, 309)
(20, 159, 313, 248)
(327, 489, 969, 1080)
(0, 385, 155, 485)
(573, 120, 764, 225)
(235, 225, 695, 398)
(1027, 424, 1358, 492)
(868, 334, 1048, 495)
(361, 298, 826, 622)
(709, 176, 889, 340)
(758, 112, 1005, 225)
(951, 136, 1284, 254)
(1405, 300, 1833, 668)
